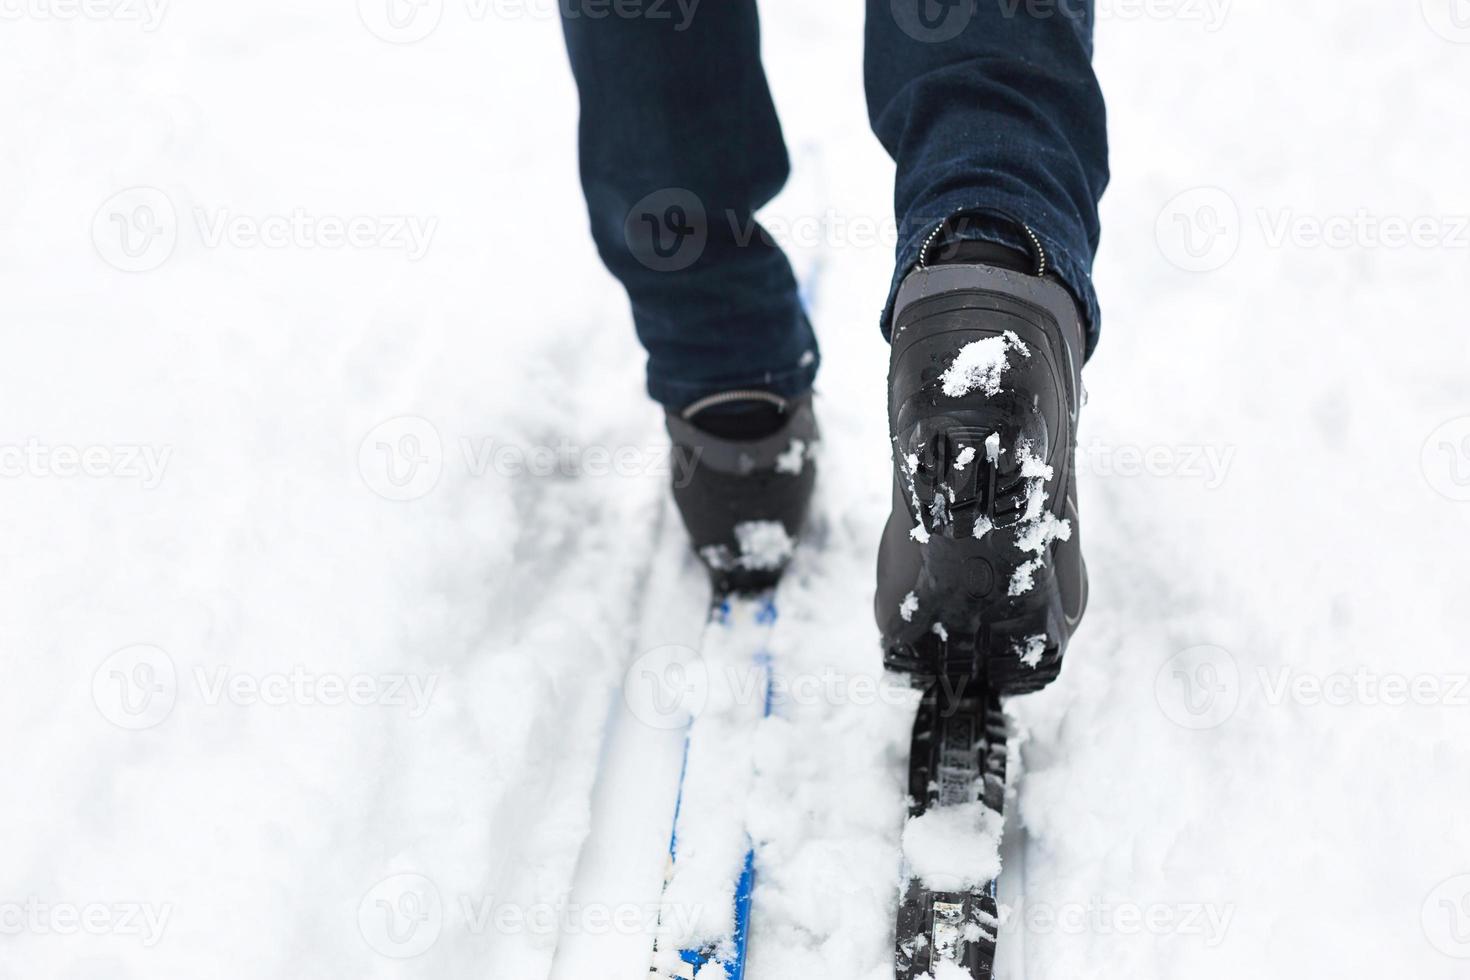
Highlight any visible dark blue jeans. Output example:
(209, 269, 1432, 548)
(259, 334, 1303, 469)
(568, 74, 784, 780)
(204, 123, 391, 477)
(560, 0, 1108, 410)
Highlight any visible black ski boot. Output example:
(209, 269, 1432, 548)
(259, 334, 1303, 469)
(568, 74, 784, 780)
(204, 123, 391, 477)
(876, 245, 1087, 694)
(666, 391, 818, 594)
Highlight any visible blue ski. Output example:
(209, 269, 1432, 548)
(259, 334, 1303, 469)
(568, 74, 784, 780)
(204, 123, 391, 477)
(650, 591, 778, 980)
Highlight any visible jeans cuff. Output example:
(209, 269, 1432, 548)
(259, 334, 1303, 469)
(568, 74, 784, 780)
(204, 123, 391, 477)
(883, 204, 1101, 360)
(646, 353, 820, 412)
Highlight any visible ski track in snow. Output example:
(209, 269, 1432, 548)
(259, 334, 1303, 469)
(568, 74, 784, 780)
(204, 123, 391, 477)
(6, 2, 1470, 979)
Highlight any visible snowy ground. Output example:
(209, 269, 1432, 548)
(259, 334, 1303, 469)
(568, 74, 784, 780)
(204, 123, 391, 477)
(4, 0, 1470, 978)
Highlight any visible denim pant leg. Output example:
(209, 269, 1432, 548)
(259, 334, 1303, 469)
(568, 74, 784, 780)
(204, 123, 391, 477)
(866, 0, 1110, 355)
(560, 1, 820, 410)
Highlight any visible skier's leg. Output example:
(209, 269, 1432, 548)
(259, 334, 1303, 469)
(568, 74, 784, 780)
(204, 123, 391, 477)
(868, 0, 1108, 690)
(559, 3, 820, 592)
(559, 0, 819, 411)
(865, 0, 1109, 350)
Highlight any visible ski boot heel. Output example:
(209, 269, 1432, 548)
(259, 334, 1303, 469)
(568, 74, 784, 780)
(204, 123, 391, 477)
(666, 391, 819, 595)
(877, 262, 1088, 695)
